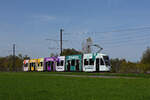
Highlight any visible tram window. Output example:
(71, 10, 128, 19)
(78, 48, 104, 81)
(48, 61, 50, 66)
(41, 62, 43, 66)
(46, 62, 48, 66)
(84, 59, 88, 65)
(33, 63, 35, 67)
(67, 60, 70, 64)
(57, 61, 60, 66)
(89, 59, 94, 65)
(71, 60, 75, 66)
(61, 60, 64, 66)
(76, 60, 79, 64)
(50, 61, 52, 66)
(103, 56, 110, 66)
(50, 61, 54, 66)
(67, 60, 70, 66)
(96, 58, 99, 65)
(51, 62, 54, 67)
(100, 58, 104, 65)
(25, 63, 28, 67)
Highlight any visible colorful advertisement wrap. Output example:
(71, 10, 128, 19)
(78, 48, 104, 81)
(23, 60, 29, 71)
(55, 56, 65, 72)
(65, 55, 82, 71)
(29, 59, 37, 71)
(44, 57, 56, 71)
(37, 58, 44, 71)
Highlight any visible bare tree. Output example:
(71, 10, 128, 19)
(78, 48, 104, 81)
(82, 37, 93, 53)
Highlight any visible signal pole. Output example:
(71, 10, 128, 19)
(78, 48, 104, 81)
(60, 29, 64, 55)
(13, 44, 15, 71)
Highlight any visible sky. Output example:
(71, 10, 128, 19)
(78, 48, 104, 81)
(0, 0, 150, 61)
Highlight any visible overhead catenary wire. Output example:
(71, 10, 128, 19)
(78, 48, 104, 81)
(63, 26, 150, 35)
(96, 32, 150, 44)
(62, 26, 150, 50)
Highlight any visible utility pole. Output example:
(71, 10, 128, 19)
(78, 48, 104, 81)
(46, 29, 67, 56)
(60, 28, 64, 55)
(13, 44, 15, 72)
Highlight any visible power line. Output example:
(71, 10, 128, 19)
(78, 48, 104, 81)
(65, 34, 150, 47)
(100, 28, 150, 40)
(95, 32, 150, 44)
(61, 30, 150, 51)
(63, 26, 150, 44)
(84, 26, 150, 35)
(62, 28, 150, 42)
(45, 38, 68, 42)
(102, 36, 150, 48)
(45, 29, 72, 55)
(63, 26, 150, 36)
(63, 26, 150, 41)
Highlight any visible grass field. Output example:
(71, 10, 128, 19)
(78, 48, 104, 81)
(45, 71, 150, 78)
(0, 72, 150, 100)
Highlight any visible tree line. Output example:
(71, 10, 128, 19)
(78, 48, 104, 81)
(111, 47, 150, 73)
(0, 54, 29, 72)
(0, 47, 150, 73)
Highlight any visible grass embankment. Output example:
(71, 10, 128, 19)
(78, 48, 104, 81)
(0, 72, 150, 100)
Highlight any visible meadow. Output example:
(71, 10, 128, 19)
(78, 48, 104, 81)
(0, 72, 150, 100)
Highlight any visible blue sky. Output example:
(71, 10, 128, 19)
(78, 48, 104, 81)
(0, 0, 150, 61)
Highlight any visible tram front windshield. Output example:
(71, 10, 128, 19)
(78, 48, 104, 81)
(103, 56, 110, 66)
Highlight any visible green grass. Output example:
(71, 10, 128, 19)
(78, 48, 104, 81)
(0, 72, 150, 100)
(40, 71, 150, 78)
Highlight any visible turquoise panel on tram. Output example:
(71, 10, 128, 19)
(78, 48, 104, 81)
(65, 55, 82, 71)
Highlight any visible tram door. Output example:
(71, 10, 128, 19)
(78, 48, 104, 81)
(76, 60, 79, 71)
(45, 62, 48, 71)
(51, 61, 54, 71)
(67, 60, 71, 71)
(29, 63, 32, 71)
(33, 63, 36, 71)
(96, 58, 99, 71)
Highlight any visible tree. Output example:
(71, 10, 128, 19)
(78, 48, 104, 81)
(18, 54, 23, 59)
(82, 37, 93, 53)
(110, 58, 126, 72)
(50, 53, 58, 57)
(23, 55, 30, 60)
(61, 48, 82, 56)
(141, 47, 150, 64)
(0, 54, 28, 72)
